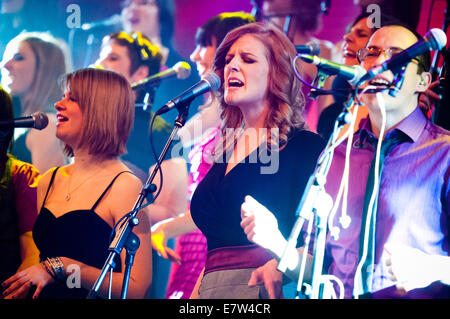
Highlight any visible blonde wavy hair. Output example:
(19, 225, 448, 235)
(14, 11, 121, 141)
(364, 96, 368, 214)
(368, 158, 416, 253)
(213, 22, 306, 151)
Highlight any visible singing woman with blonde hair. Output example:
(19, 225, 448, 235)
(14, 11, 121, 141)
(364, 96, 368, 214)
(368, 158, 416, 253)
(1, 68, 152, 299)
(1, 32, 71, 172)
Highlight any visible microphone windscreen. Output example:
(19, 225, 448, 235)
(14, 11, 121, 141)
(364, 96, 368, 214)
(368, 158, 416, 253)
(33, 112, 49, 130)
(308, 42, 321, 56)
(203, 73, 221, 92)
(173, 61, 191, 80)
(429, 28, 447, 51)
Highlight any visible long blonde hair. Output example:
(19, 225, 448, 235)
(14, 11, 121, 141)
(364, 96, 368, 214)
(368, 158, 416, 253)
(8, 32, 71, 115)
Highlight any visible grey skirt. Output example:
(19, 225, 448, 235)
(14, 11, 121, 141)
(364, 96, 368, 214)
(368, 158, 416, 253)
(198, 268, 270, 299)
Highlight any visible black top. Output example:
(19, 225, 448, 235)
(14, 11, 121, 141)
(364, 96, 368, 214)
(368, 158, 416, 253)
(0, 159, 20, 285)
(190, 129, 325, 251)
(32, 168, 130, 299)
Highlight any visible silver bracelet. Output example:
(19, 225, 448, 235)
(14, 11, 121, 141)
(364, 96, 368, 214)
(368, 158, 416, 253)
(46, 257, 66, 281)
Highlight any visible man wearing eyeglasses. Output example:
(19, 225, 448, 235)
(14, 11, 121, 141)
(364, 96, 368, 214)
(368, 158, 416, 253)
(239, 24, 450, 299)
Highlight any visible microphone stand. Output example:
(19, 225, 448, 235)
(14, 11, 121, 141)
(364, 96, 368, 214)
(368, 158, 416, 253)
(309, 70, 329, 100)
(277, 90, 355, 299)
(432, 0, 450, 129)
(250, 0, 265, 22)
(430, 0, 450, 82)
(87, 106, 190, 299)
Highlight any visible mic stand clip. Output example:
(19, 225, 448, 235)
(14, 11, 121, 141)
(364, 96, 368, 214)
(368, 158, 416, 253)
(309, 70, 329, 100)
(389, 66, 406, 97)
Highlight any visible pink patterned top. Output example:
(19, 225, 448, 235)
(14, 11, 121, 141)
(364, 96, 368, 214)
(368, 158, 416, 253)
(165, 127, 220, 299)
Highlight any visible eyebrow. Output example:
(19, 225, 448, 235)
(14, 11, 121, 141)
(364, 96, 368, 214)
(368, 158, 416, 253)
(355, 28, 370, 35)
(226, 51, 258, 58)
(367, 45, 404, 51)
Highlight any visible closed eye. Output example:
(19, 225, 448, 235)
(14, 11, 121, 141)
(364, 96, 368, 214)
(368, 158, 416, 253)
(13, 53, 24, 61)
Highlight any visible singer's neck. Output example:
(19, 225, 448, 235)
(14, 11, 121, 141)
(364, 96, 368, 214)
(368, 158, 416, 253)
(72, 149, 116, 170)
(240, 101, 270, 131)
(367, 99, 417, 138)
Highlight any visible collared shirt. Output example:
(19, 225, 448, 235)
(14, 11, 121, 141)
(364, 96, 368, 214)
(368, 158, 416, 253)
(323, 107, 450, 298)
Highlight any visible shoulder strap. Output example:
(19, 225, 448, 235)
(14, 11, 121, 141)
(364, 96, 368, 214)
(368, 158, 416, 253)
(91, 170, 135, 211)
(42, 167, 60, 206)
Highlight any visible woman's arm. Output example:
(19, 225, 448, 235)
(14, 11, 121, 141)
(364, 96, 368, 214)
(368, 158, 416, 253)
(151, 211, 199, 263)
(147, 157, 188, 225)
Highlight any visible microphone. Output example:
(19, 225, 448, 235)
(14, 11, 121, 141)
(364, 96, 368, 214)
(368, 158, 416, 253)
(299, 54, 367, 85)
(131, 61, 192, 90)
(81, 14, 122, 31)
(358, 28, 448, 84)
(0, 112, 49, 130)
(296, 42, 321, 56)
(155, 73, 221, 116)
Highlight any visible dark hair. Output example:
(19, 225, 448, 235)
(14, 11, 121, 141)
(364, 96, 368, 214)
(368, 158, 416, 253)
(0, 87, 14, 161)
(103, 31, 163, 76)
(195, 12, 255, 47)
(359, 0, 421, 32)
(347, 11, 401, 34)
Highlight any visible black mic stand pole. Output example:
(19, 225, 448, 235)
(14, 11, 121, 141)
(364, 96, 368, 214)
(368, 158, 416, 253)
(87, 105, 190, 299)
(432, 0, 450, 130)
(430, 0, 450, 82)
(250, 0, 265, 22)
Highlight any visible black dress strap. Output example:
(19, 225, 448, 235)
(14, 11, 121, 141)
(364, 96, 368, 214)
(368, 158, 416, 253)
(91, 170, 134, 211)
(42, 167, 60, 206)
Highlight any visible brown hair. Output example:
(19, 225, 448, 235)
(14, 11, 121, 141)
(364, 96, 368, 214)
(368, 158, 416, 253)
(213, 22, 305, 148)
(102, 31, 163, 76)
(62, 68, 134, 159)
(9, 32, 71, 115)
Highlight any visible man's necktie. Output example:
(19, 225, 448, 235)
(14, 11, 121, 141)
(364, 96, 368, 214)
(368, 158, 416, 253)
(354, 129, 410, 297)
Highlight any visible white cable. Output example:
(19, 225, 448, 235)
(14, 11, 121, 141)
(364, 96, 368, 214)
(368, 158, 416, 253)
(320, 275, 345, 299)
(353, 91, 386, 299)
(328, 101, 359, 238)
(327, 86, 375, 240)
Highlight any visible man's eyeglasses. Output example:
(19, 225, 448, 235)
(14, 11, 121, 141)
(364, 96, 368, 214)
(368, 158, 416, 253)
(357, 46, 423, 69)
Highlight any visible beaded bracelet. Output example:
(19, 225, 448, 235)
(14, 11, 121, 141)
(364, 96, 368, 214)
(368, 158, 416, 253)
(46, 257, 66, 281)
(41, 260, 56, 280)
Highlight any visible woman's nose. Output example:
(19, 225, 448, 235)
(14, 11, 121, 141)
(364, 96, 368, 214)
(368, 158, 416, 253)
(190, 46, 201, 62)
(2, 58, 13, 71)
(54, 98, 66, 111)
(227, 57, 240, 72)
(343, 32, 354, 44)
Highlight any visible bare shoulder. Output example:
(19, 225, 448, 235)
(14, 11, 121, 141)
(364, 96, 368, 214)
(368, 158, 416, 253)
(106, 169, 151, 231)
(37, 166, 60, 192)
(109, 169, 143, 197)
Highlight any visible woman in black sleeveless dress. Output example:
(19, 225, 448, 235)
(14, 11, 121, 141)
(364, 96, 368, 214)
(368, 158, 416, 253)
(1, 68, 152, 299)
